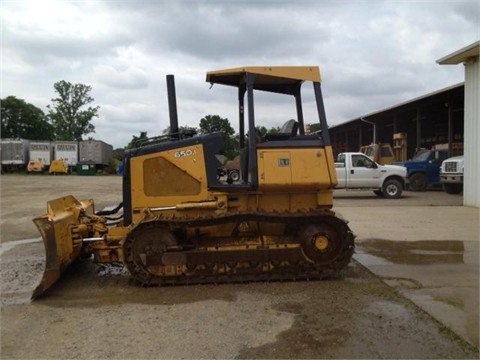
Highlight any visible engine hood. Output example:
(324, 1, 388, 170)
(377, 163, 408, 177)
(381, 164, 407, 171)
(395, 160, 424, 168)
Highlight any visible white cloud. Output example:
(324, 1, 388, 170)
(93, 64, 149, 89)
(1, 0, 478, 148)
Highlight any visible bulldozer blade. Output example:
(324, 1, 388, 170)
(31, 195, 94, 300)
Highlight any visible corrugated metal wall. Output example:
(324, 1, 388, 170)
(463, 57, 480, 207)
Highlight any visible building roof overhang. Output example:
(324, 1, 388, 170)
(436, 41, 480, 65)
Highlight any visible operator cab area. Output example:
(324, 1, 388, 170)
(205, 66, 331, 190)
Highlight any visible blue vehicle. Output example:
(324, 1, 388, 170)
(116, 159, 124, 176)
(399, 149, 449, 191)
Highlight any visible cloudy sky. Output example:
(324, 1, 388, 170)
(1, 0, 479, 149)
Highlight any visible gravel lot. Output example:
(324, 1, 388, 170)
(1, 174, 478, 359)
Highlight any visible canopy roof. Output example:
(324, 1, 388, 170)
(206, 66, 321, 94)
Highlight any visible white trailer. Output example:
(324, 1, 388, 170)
(29, 141, 53, 166)
(0, 138, 29, 171)
(54, 141, 78, 166)
(79, 140, 113, 165)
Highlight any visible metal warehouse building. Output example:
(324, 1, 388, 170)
(329, 41, 479, 208)
(437, 41, 480, 208)
(329, 83, 465, 158)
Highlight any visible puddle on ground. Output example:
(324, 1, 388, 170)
(34, 259, 240, 308)
(355, 239, 479, 348)
(357, 239, 473, 265)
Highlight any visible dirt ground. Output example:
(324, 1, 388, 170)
(0, 174, 478, 359)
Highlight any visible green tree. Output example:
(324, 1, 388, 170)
(199, 115, 238, 159)
(256, 125, 281, 137)
(162, 125, 198, 136)
(199, 115, 235, 135)
(126, 131, 148, 149)
(112, 147, 125, 160)
(1, 96, 54, 140)
(47, 81, 99, 141)
(306, 123, 322, 133)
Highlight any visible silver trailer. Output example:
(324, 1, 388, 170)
(79, 140, 113, 165)
(1, 138, 29, 171)
(29, 141, 53, 166)
(54, 141, 78, 166)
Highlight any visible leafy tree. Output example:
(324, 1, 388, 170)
(256, 126, 268, 137)
(199, 115, 238, 159)
(162, 125, 199, 136)
(199, 115, 235, 135)
(256, 126, 281, 137)
(112, 147, 125, 160)
(226, 134, 240, 160)
(1, 96, 54, 140)
(47, 81, 99, 141)
(306, 123, 322, 133)
(126, 131, 148, 149)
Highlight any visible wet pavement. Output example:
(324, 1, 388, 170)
(334, 200, 479, 349)
(356, 239, 479, 348)
(1, 176, 479, 358)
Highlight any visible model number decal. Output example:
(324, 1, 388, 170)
(278, 158, 290, 166)
(174, 149, 196, 158)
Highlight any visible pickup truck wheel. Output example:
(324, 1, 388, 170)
(409, 173, 427, 191)
(382, 179, 402, 198)
(442, 183, 463, 194)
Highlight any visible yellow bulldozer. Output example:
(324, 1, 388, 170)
(32, 66, 355, 299)
(359, 133, 408, 165)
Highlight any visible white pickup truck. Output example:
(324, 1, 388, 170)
(334, 152, 408, 198)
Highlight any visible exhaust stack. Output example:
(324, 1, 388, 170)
(166, 74, 179, 135)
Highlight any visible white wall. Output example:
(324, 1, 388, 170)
(463, 56, 480, 207)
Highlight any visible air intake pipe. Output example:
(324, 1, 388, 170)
(166, 74, 179, 136)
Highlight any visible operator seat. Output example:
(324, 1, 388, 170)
(279, 119, 298, 135)
(263, 119, 298, 141)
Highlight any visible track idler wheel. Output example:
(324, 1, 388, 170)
(124, 224, 180, 284)
(300, 222, 343, 265)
